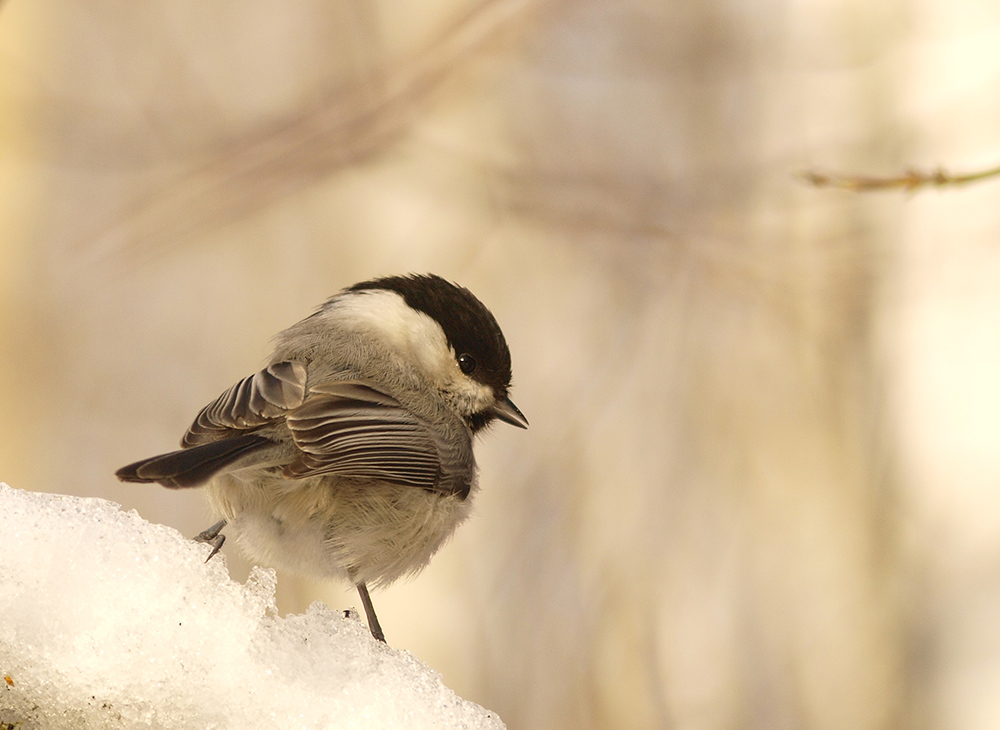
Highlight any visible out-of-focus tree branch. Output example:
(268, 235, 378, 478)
(799, 162, 1000, 191)
(81, 0, 550, 261)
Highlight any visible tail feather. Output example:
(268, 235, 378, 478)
(116, 433, 272, 489)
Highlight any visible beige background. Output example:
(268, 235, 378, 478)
(2, 1, 1000, 728)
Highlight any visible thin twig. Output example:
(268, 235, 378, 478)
(798, 163, 1000, 192)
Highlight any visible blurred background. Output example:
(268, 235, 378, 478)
(2, 1, 1000, 728)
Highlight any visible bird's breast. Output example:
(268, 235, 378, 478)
(206, 469, 475, 587)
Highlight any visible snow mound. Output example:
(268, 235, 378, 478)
(0, 484, 503, 730)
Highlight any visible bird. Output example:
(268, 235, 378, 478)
(116, 274, 527, 642)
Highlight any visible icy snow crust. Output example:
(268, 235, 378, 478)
(0, 484, 503, 730)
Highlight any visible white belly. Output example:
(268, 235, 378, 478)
(206, 469, 475, 587)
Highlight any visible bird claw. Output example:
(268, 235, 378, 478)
(193, 519, 227, 562)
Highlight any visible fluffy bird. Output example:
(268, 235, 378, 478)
(117, 274, 527, 642)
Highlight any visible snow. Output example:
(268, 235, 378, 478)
(0, 484, 504, 730)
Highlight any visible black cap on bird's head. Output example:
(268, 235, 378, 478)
(349, 274, 527, 432)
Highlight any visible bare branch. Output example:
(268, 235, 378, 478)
(798, 163, 1000, 192)
(81, 0, 550, 261)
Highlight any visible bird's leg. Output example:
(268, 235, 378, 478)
(357, 582, 386, 643)
(193, 519, 227, 562)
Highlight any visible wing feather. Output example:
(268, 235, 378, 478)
(183, 361, 307, 446)
(179, 364, 457, 494)
(283, 382, 443, 491)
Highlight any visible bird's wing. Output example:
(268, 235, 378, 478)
(182, 361, 308, 446)
(283, 381, 444, 492)
(181, 363, 457, 493)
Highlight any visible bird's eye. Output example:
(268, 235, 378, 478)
(458, 353, 478, 375)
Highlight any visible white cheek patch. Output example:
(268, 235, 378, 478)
(328, 290, 454, 383)
(327, 290, 496, 417)
(448, 376, 494, 416)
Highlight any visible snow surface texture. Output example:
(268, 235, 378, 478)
(0, 484, 504, 730)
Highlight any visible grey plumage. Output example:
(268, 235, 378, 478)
(116, 433, 272, 488)
(116, 274, 527, 642)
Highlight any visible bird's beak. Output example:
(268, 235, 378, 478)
(490, 395, 528, 429)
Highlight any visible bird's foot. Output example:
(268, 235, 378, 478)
(193, 519, 227, 562)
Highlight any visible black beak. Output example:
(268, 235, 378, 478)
(490, 395, 528, 429)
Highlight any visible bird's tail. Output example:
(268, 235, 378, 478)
(115, 434, 271, 488)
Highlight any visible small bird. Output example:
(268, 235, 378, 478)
(116, 274, 527, 642)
